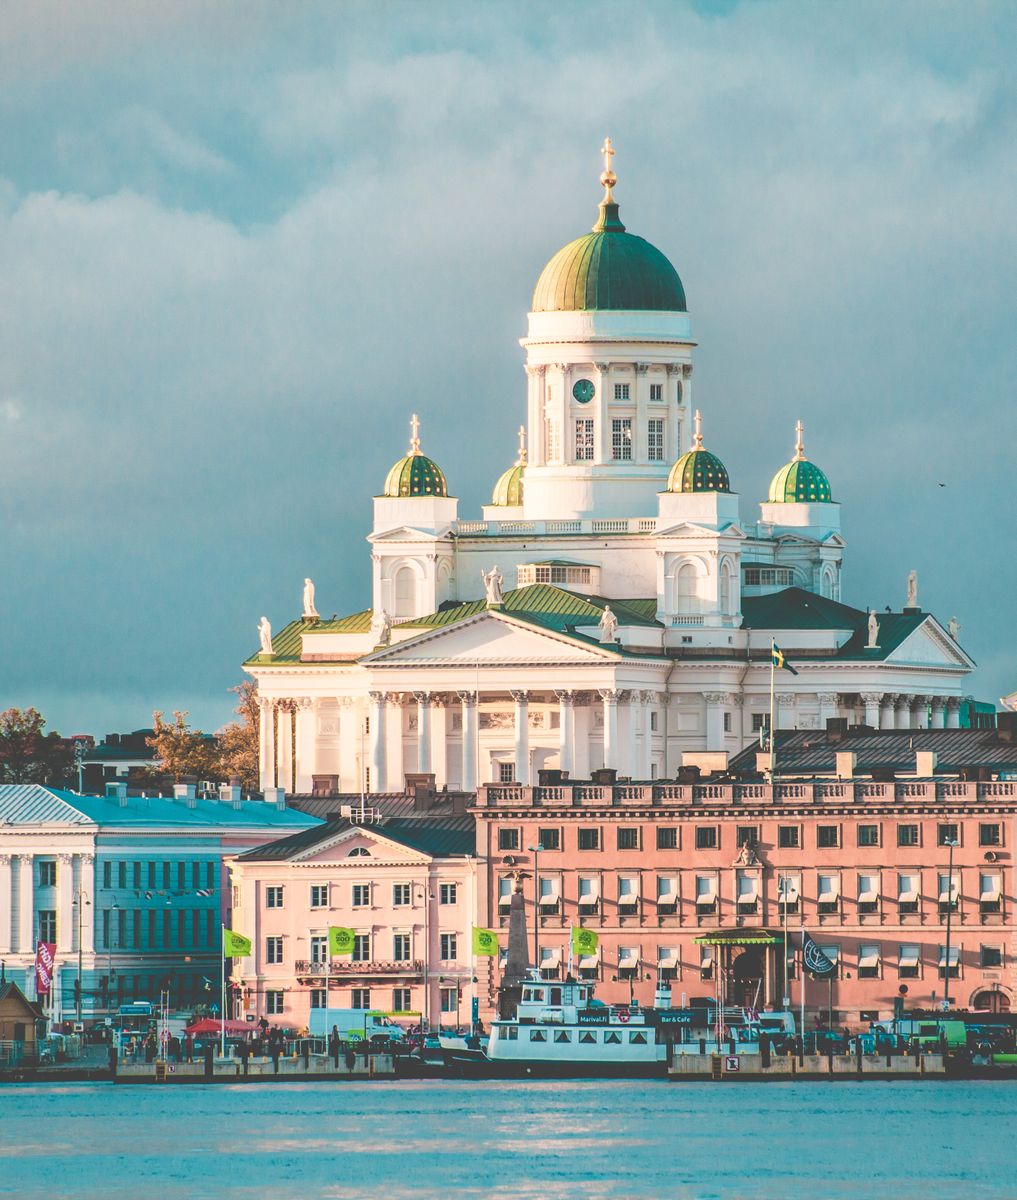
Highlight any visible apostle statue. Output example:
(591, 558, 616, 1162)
(906, 569, 918, 609)
(302, 577, 319, 620)
(482, 565, 504, 607)
(598, 605, 619, 643)
(258, 616, 274, 655)
(866, 610, 879, 649)
(371, 609, 392, 646)
(948, 616, 961, 640)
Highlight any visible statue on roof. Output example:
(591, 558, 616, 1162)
(906, 569, 918, 609)
(371, 609, 392, 646)
(482, 566, 504, 607)
(734, 839, 758, 867)
(948, 616, 961, 640)
(302, 578, 319, 621)
(866, 610, 880, 649)
(598, 605, 619, 644)
(258, 616, 274, 656)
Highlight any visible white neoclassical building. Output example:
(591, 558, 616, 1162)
(247, 144, 974, 795)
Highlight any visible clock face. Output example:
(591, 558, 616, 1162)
(572, 378, 595, 404)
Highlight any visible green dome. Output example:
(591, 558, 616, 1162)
(491, 463, 525, 507)
(768, 458, 832, 503)
(667, 448, 731, 493)
(532, 199, 687, 313)
(383, 452, 448, 498)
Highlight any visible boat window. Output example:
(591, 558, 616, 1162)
(550, 988, 562, 1005)
(580, 1031, 597, 1044)
(629, 1032, 647, 1045)
(507, 1027, 518, 1040)
(604, 1032, 622, 1044)
(554, 1031, 571, 1043)
(529, 1029, 547, 1042)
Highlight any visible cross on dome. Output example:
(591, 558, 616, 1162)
(409, 412, 421, 455)
(794, 419, 805, 461)
(600, 136, 617, 201)
(516, 424, 528, 466)
(693, 408, 704, 450)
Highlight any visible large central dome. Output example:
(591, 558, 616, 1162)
(531, 151, 687, 314)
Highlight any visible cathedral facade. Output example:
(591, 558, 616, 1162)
(247, 146, 973, 795)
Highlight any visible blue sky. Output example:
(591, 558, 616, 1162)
(1, 0, 1014, 736)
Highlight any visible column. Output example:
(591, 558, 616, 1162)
(415, 692, 432, 774)
(431, 697, 448, 787)
(276, 703, 293, 792)
(879, 694, 897, 730)
(930, 697, 946, 729)
(666, 365, 683, 458)
(912, 697, 930, 729)
(0, 856, 12, 954)
(818, 692, 839, 728)
(895, 695, 912, 730)
(625, 691, 639, 777)
(641, 693, 655, 779)
(945, 698, 961, 729)
(368, 691, 387, 793)
(57, 854, 73, 954)
(16, 855, 33, 953)
(79, 855, 95, 954)
(511, 691, 530, 785)
(634, 362, 649, 461)
(458, 692, 477, 792)
(861, 692, 881, 727)
(703, 693, 726, 752)
(556, 691, 575, 777)
(258, 699, 276, 791)
(294, 699, 315, 793)
(594, 361, 610, 464)
(602, 689, 620, 769)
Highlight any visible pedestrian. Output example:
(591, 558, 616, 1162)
(184, 1033, 194, 1063)
(328, 1026, 340, 1067)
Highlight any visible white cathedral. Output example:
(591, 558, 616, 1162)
(248, 142, 973, 795)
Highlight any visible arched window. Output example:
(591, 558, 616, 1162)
(821, 566, 836, 600)
(393, 565, 418, 618)
(675, 562, 700, 614)
(348, 847, 371, 858)
(720, 559, 737, 616)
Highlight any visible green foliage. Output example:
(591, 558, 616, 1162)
(0, 707, 75, 785)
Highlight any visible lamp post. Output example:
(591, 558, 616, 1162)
(72, 888, 91, 1024)
(527, 844, 544, 972)
(943, 838, 958, 1009)
(107, 901, 119, 1014)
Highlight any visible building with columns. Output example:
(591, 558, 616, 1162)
(247, 143, 974, 797)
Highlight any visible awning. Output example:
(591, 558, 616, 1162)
(498, 877, 513, 903)
(858, 946, 880, 968)
(578, 876, 600, 902)
(618, 875, 640, 900)
(700, 946, 714, 968)
(656, 875, 678, 900)
(539, 946, 561, 968)
(578, 953, 600, 968)
(539, 876, 561, 903)
(737, 873, 759, 901)
(980, 873, 1002, 901)
(817, 874, 840, 900)
(938, 946, 960, 967)
(898, 874, 919, 903)
(694, 929, 784, 946)
(820, 945, 839, 964)
(857, 874, 879, 901)
(657, 947, 679, 967)
(777, 875, 800, 903)
(899, 945, 920, 967)
(938, 874, 959, 903)
(617, 947, 639, 967)
(695, 876, 717, 905)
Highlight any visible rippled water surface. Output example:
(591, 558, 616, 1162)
(1, 1079, 1014, 1199)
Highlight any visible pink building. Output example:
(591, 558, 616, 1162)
(227, 816, 477, 1029)
(472, 770, 1017, 1029)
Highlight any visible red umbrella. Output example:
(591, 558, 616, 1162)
(184, 1017, 251, 1036)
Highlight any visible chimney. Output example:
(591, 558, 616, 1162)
(915, 749, 938, 777)
(835, 751, 856, 779)
(219, 783, 243, 809)
(263, 786, 286, 811)
(105, 781, 128, 807)
(996, 712, 1017, 742)
(173, 782, 197, 809)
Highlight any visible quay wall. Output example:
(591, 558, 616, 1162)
(668, 1053, 945, 1080)
(116, 1053, 395, 1083)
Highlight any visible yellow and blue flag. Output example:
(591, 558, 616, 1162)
(771, 642, 799, 675)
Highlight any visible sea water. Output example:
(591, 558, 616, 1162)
(0, 1079, 1013, 1199)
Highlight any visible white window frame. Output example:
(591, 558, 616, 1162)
(648, 417, 664, 462)
(265, 990, 284, 1015)
(611, 417, 633, 461)
(575, 418, 594, 462)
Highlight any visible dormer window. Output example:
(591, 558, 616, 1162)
(516, 561, 600, 594)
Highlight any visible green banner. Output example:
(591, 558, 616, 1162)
(222, 929, 252, 957)
(571, 926, 598, 957)
(472, 927, 499, 956)
(328, 926, 356, 957)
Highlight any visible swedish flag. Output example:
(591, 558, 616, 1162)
(771, 642, 799, 675)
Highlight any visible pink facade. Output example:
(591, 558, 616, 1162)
(473, 779, 1016, 1028)
(227, 820, 476, 1029)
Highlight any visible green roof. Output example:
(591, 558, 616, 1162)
(382, 451, 448, 498)
(532, 198, 686, 313)
(398, 585, 661, 635)
(768, 457, 832, 503)
(244, 611, 372, 666)
(667, 448, 731, 493)
(491, 463, 524, 507)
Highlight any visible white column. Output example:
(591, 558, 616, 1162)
(817, 692, 839, 728)
(625, 692, 639, 778)
(913, 697, 929, 729)
(431, 698, 448, 788)
(459, 691, 477, 792)
(276, 704, 293, 792)
(294, 699, 316, 793)
(512, 691, 530, 785)
(896, 696, 912, 730)
(861, 692, 881, 727)
(79, 855, 95, 954)
(16, 855, 33, 953)
(634, 362, 649, 461)
(594, 361, 610, 464)
(259, 699, 276, 790)
(0, 856, 12, 954)
(415, 692, 432, 774)
(946, 698, 961, 729)
(57, 855, 73, 954)
(600, 689, 620, 770)
(641, 693, 655, 778)
(666, 365, 683, 457)
(369, 691, 387, 793)
(703, 693, 726, 752)
(930, 697, 946, 730)
(879, 694, 897, 730)
(556, 691, 574, 776)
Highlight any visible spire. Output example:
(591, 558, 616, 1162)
(516, 424, 527, 466)
(592, 135, 626, 234)
(409, 412, 421, 456)
(794, 419, 805, 461)
(693, 408, 704, 451)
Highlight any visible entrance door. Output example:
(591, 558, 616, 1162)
(730, 947, 765, 1008)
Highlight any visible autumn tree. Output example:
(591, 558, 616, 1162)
(146, 711, 221, 783)
(0, 707, 76, 785)
(216, 681, 260, 792)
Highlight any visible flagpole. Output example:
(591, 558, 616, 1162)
(799, 927, 806, 1050)
(769, 639, 777, 779)
(220, 923, 226, 1060)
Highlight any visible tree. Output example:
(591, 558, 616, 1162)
(0, 707, 75, 785)
(146, 711, 220, 783)
(216, 682, 260, 792)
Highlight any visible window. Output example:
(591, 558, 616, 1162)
(898, 824, 920, 847)
(578, 827, 600, 851)
(148, 862, 157, 887)
(617, 827, 640, 851)
(650, 383, 663, 401)
(578, 876, 600, 916)
(266, 936, 283, 964)
(353, 935, 371, 962)
(498, 762, 515, 783)
(980, 823, 1001, 847)
(310, 935, 328, 964)
(393, 934, 411, 961)
(817, 825, 840, 849)
(938, 947, 960, 979)
(352, 884, 371, 908)
(742, 566, 794, 587)
(498, 877, 513, 911)
(650, 711, 659, 732)
(736, 826, 759, 850)
(538, 876, 560, 913)
(980, 873, 1002, 914)
(232, 885, 241, 908)
(266, 886, 284, 909)
(858, 824, 880, 847)
(700, 946, 714, 980)
(538, 828, 561, 851)
(206, 861, 215, 889)
(118, 862, 127, 888)
(617, 877, 639, 916)
(529, 1027, 547, 1042)
(736, 872, 759, 915)
(393, 987, 412, 1011)
(177, 862, 185, 888)
(695, 826, 718, 850)
(498, 827, 520, 851)
(103, 861, 112, 888)
(657, 827, 678, 851)
(898, 873, 920, 915)
(265, 991, 284, 1015)
(393, 883, 411, 907)
(981, 945, 1003, 969)
(778, 825, 800, 849)
(938, 872, 959, 914)
(163, 862, 171, 888)
(310, 989, 327, 1009)
(614, 383, 630, 401)
(440, 933, 458, 962)
(351, 988, 371, 1010)
(723, 712, 732, 733)
(938, 823, 959, 847)
(858, 945, 880, 979)
(857, 873, 880, 914)
(611, 418, 632, 461)
(309, 884, 328, 909)
(439, 883, 458, 905)
(751, 713, 766, 733)
(695, 876, 717, 915)
(38, 861, 56, 887)
(656, 876, 678, 915)
(817, 874, 840, 914)
(575, 418, 595, 461)
(39, 911, 57, 942)
(441, 987, 459, 1014)
(648, 418, 664, 461)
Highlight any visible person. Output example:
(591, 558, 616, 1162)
(168, 1034, 181, 1063)
(328, 1026, 340, 1067)
(184, 1033, 194, 1063)
(144, 1034, 157, 1063)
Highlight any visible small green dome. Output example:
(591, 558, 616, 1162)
(491, 463, 525, 507)
(382, 414, 448, 497)
(767, 422, 832, 503)
(667, 448, 731, 493)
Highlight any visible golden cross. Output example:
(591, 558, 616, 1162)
(794, 419, 805, 460)
(410, 412, 421, 454)
(693, 408, 704, 450)
(600, 136, 617, 200)
(601, 136, 615, 176)
(517, 424, 527, 465)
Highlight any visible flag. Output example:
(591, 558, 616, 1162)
(328, 926, 356, 957)
(571, 926, 599, 957)
(222, 929, 252, 957)
(472, 927, 499, 956)
(771, 642, 799, 675)
(801, 930, 835, 976)
(35, 942, 56, 995)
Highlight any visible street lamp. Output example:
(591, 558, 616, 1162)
(72, 888, 91, 1024)
(942, 838, 958, 1009)
(107, 901, 119, 1014)
(527, 844, 544, 972)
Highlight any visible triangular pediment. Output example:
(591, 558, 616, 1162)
(656, 520, 746, 539)
(363, 609, 622, 665)
(367, 525, 454, 544)
(885, 618, 975, 669)
(292, 825, 431, 865)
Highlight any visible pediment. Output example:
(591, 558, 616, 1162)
(363, 609, 622, 665)
(655, 520, 747, 539)
(291, 826, 430, 865)
(885, 618, 975, 670)
(367, 525, 454, 544)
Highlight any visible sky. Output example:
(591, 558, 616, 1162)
(1, 0, 1015, 737)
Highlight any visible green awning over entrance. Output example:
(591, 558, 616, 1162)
(693, 929, 784, 947)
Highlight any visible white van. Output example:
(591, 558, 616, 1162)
(308, 1008, 407, 1043)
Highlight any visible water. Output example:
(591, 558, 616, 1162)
(0, 1079, 1013, 1199)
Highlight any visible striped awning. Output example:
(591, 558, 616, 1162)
(694, 929, 783, 946)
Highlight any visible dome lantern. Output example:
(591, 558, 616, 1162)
(490, 425, 527, 507)
(767, 420, 832, 504)
(382, 413, 449, 498)
(666, 410, 731, 493)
